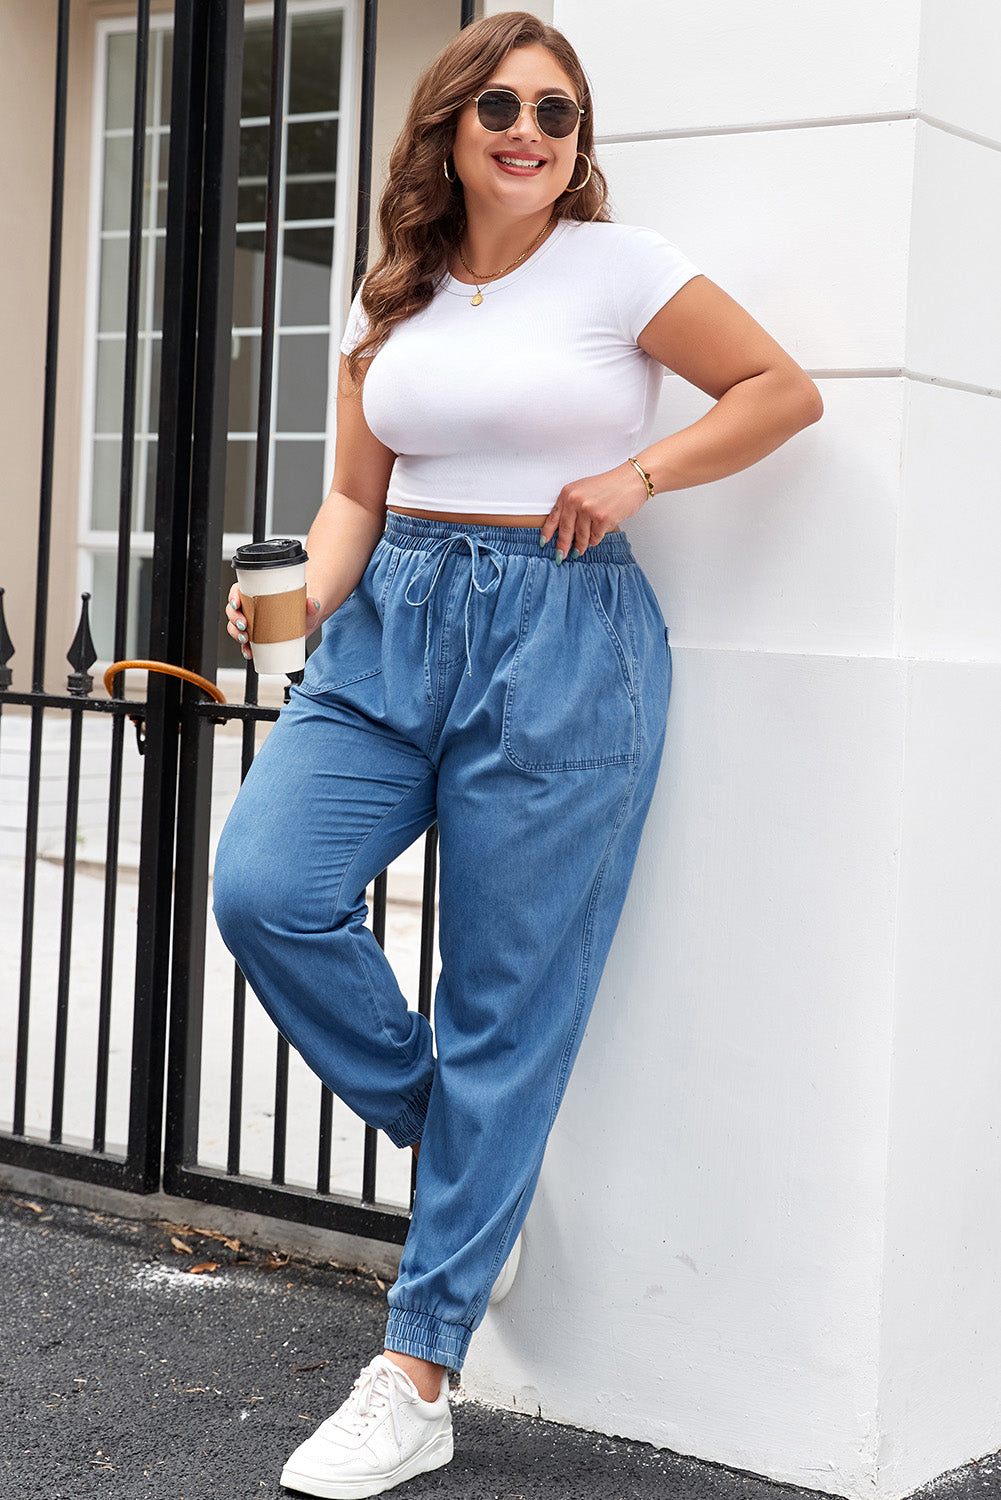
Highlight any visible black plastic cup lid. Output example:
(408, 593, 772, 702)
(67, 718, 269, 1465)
(231, 538, 308, 570)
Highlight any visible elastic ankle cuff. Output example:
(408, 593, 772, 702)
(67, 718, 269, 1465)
(385, 1307, 471, 1370)
(383, 1076, 433, 1149)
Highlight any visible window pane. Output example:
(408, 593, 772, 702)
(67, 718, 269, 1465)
(91, 438, 151, 531)
(272, 440, 325, 535)
(276, 334, 328, 433)
(280, 227, 333, 327)
(92, 438, 122, 530)
(134, 555, 153, 658)
(228, 331, 263, 434)
(151, 235, 165, 326)
(285, 168, 336, 223)
(238, 176, 268, 226)
(233, 232, 266, 329)
(101, 132, 153, 233)
(90, 552, 151, 659)
(147, 337, 161, 432)
(159, 32, 173, 127)
(288, 13, 342, 116)
(95, 339, 126, 433)
(286, 119, 338, 185)
(143, 439, 158, 531)
(105, 32, 137, 130)
(98, 230, 158, 335)
(98, 236, 128, 333)
(241, 19, 274, 119)
(152, 132, 170, 230)
(90, 553, 120, 659)
(224, 439, 257, 534)
(239, 123, 270, 189)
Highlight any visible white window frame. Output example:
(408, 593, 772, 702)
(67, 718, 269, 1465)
(79, 0, 361, 689)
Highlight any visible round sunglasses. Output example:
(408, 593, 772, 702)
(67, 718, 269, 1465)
(469, 88, 584, 140)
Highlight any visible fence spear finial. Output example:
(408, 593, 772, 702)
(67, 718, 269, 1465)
(0, 588, 13, 691)
(67, 591, 97, 696)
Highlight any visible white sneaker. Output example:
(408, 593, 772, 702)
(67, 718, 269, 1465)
(488, 1230, 523, 1306)
(279, 1354, 453, 1499)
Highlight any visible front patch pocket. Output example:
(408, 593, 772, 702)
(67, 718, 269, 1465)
(502, 565, 638, 773)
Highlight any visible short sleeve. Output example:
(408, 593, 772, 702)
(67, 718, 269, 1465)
(339, 281, 370, 355)
(613, 225, 702, 343)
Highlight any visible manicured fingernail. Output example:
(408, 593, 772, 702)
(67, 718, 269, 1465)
(236, 617, 246, 630)
(311, 598, 320, 610)
(555, 549, 564, 565)
(242, 647, 251, 659)
(238, 631, 247, 642)
(226, 600, 235, 611)
(570, 547, 580, 560)
(539, 532, 547, 548)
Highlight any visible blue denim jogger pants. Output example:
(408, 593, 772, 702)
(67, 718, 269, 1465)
(212, 512, 673, 1370)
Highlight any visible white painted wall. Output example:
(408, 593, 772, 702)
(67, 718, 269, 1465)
(461, 3, 1001, 1496)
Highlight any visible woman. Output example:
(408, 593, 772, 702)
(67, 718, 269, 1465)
(214, 11, 822, 1497)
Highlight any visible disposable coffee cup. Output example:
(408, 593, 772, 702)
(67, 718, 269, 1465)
(231, 538, 309, 675)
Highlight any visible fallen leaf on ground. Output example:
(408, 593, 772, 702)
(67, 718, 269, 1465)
(171, 1237, 193, 1254)
(188, 1261, 219, 1274)
(13, 1199, 44, 1213)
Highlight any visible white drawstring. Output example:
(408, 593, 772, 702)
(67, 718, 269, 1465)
(403, 533, 505, 700)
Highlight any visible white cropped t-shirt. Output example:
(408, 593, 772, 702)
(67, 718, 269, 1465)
(340, 219, 702, 516)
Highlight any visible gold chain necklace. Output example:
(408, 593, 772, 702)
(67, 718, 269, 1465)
(457, 214, 556, 306)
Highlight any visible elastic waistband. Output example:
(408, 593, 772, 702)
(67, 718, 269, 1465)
(382, 510, 636, 564)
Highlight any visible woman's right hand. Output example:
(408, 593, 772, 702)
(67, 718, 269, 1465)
(225, 586, 252, 660)
(225, 586, 325, 662)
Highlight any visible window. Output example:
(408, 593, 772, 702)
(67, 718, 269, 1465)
(82, 2, 357, 671)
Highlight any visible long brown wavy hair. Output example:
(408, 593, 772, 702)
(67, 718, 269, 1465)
(345, 11, 611, 383)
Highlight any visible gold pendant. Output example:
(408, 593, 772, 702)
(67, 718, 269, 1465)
(471, 292, 483, 306)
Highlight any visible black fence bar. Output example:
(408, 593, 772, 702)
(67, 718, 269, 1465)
(418, 825, 439, 1023)
(250, 0, 287, 556)
(317, 1087, 334, 1195)
(411, 825, 439, 1202)
(113, 0, 151, 665)
(460, 0, 476, 26)
(226, 968, 246, 1176)
(360, 870, 390, 1204)
(272, 1038, 289, 1186)
(50, 707, 85, 1143)
(226, 715, 259, 1178)
(126, 0, 211, 1193)
(163, 0, 244, 1185)
(13, 705, 45, 1136)
(12, 0, 71, 1141)
(91, 713, 124, 1152)
(353, 0, 379, 290)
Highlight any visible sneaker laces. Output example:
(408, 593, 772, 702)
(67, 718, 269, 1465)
(328, 1356, 418, 1449)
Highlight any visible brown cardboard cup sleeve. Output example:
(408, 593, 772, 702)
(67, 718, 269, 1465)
(242, 585, 307, 645)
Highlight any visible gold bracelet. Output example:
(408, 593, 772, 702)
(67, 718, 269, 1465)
(627, 455, 655, 499)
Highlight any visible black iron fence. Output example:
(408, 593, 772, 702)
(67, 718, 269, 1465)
(2, 0, 476, 1243)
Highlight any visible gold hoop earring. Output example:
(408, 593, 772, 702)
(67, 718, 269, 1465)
(563, 152, 593, 195)
(443, 155, 456, 183)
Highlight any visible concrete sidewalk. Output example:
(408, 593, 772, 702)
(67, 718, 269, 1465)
(3, 1194, 998, 1500)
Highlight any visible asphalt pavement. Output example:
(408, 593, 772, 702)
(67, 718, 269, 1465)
(2, 1192, 997, 1500)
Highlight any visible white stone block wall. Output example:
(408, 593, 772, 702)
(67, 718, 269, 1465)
(461, 4, 1001, 1497)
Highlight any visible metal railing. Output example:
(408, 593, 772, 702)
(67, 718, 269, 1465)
(2, 0, 475, 1242)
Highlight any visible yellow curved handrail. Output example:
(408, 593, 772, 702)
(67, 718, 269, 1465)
(103, 659, 227, 704)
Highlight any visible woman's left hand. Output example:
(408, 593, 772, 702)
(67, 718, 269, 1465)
(540, 460, 652, 560)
